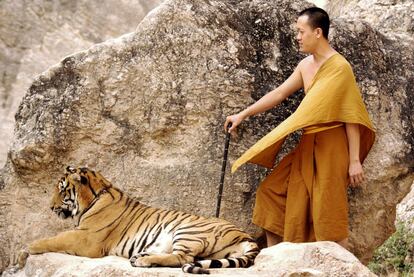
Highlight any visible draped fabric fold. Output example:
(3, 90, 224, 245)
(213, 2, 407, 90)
(252, 126, 351, 241)
(231, 53, 375, 173)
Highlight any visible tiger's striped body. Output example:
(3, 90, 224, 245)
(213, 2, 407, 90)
(22, 167, 259, 274)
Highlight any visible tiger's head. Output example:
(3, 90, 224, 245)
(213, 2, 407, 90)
(50, 166, 112, 219)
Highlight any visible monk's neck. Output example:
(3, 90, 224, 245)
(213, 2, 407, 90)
(311, 43, 337, 65)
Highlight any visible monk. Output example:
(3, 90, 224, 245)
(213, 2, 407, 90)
(224, 7, 375, 250)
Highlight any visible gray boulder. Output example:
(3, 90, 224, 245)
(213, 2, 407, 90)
(0, 0, 163, 168)
(327, 0, 414, 37)
(325, 0, 414, 242)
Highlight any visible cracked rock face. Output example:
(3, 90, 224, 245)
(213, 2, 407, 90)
(397, 182, 414, 231)
(0, 0, 163, 168)
(327, 0, 414, 37)
(0, 0, 413, 272)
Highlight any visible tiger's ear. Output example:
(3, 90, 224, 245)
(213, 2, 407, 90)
(66, 166, 77, 174)
(70, 173, 88, 185)
(80, 176, 88, 185)
(71, 172, 81, 183)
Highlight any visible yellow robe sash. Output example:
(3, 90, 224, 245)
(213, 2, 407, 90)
(231, 53, 376, 173)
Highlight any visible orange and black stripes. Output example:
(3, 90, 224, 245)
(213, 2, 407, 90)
(49, 166, 259, 275)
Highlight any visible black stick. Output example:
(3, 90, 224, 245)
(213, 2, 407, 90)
(215, 124, 232, 217)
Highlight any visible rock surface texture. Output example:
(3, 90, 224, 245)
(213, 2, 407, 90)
(397, 182, 414, 231)
(0, 0, 413, 273)
(0, 0, 163, 168)
(326, 0, 414, 251)
(3, 242, 375, 277)
(327, 0, 414, 37)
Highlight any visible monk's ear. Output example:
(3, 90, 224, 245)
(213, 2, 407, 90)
(315, 27, 323, 39)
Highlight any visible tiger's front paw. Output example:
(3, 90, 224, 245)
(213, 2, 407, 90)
(130, 253, 153, 267)
(17, 249, 30, 269)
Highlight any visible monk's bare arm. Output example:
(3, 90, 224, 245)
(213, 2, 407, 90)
(240, 66, 303, 118)
(225, 64, 303, 133)
(345, 123, 364, 186)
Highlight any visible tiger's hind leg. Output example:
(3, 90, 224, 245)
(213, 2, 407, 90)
(130, 251, 194, 268)
(182, 241, 259, 274)
(130, 238, 205, 268)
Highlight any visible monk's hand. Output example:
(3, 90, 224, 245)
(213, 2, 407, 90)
(348, 160, 364, 187)
(224, 113, 245, 136)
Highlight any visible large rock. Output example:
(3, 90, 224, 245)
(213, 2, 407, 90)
(397, 181, 414, 231)
(0, 0, 163, 168)
(326, 0, 414, 37)
(251, 242, 376, 276)
(325, 0, 414, 254)
(2, 242, 375, 277)
(0, 0, 413, 272)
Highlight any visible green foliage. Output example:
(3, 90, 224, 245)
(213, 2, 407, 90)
(368, 220, 414, 276)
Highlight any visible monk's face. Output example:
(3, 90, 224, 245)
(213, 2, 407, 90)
(295, 15, 320, 53)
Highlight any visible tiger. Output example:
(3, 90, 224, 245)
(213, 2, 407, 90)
(18, 166, 259, 274)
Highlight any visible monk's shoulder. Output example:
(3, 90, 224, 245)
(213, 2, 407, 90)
(297, 56, 313, 73)
(335, 54, 354, 72)
(298, 56, 312, 67)
(333, 55, 358, 84)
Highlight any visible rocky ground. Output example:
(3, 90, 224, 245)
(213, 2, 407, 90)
(2, 242, 375, 277)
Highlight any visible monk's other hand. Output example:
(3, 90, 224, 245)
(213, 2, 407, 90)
(224, 113, 245, 136)
(348, 160, 364, 187)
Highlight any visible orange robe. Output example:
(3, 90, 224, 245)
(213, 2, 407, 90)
(253, 123, 349, 241)
(232, 53, 376, 242)
(231, 53, 375, 173)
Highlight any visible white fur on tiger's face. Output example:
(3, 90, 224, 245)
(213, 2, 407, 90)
(24, 166, 260, 274)
(50, 177, 77, 218)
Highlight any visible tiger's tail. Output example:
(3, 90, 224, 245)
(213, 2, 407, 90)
(181, 241, 260, 274)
